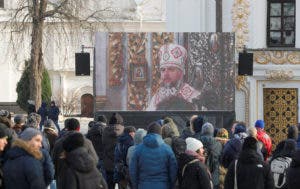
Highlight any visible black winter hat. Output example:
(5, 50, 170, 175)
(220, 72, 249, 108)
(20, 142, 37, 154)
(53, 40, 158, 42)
(109, 113, 124, 125)
(63, 133, 84, 152)
(242, 136, 257, 151)
(147, 121, 162, 135)
(192, 116, 204, 133)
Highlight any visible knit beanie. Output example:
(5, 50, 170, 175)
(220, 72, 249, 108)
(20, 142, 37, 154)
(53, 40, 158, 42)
(255, 120, 265, 129)
(201, 122, 214, 136)
(63, 133, 84, 152)
(134, 128, 147, 144)
(109, 113, 124, 125)
(20, 128, 42, 141)
(186, 137, 203, 152)
(242, 136, 257, 151)
(147, 121, 162, 135)
(234, 123, 247, 134)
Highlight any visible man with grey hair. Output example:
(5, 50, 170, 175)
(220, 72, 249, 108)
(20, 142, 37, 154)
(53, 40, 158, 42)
(146, 43, 200, 110)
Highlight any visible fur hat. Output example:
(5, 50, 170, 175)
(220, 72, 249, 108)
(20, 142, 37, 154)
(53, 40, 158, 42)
(159, 43, 187, 72)
(201, 122, 214, 136)
(109, 113, 124, 125)
(255, 120, 265, 129)
(234, 123, 247, 134)
(242, 136, 257, 151)
(147, 121, 162, 135)
(191, 115, 205, 133)
(63, 133, 84, 152)
(20, 128, 41, 141)
(186, 137, 203, 152)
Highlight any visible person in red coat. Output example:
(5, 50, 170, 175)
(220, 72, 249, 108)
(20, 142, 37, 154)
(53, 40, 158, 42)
(255, 120, 272, 160)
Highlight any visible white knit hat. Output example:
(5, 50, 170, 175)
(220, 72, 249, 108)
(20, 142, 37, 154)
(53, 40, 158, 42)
(159, 43, 187, 72)
(185, 137, 203, 152)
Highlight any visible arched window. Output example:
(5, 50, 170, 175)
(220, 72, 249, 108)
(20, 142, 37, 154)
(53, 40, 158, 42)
(267, 0, 295, 47)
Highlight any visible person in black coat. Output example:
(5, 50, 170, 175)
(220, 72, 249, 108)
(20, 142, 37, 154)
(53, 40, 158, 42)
(224, 136, 274, 189)
(48, 101, 61, 132)
(60, 132, 107, 189)
(287, 149, 300, 189)
(178, 137, 212, 189)
(3, 128, 46, 189)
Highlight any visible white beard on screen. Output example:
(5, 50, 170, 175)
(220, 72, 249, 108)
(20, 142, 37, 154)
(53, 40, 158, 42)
(157, 80, 182, 103)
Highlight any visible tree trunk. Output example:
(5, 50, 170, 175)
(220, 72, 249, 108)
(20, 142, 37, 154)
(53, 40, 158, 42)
(29, 0, 47, 111)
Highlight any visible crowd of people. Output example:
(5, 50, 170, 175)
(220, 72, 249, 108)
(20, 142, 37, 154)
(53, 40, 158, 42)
(0, 108, 300, 189)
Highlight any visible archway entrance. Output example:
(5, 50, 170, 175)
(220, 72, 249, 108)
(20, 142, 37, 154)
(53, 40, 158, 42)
(81, 94, 94, 117)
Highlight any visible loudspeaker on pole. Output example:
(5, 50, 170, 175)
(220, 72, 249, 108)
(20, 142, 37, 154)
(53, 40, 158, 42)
(238, 52, 253, 76)
(75, 53, 90, 76)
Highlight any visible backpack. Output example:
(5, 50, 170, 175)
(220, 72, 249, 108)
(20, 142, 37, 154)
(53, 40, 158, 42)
(270, 157, 292, 188)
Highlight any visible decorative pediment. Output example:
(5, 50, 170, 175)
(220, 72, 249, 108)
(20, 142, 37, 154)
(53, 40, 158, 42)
(265, 70, 294, 80)
(254, 51, 300, 65)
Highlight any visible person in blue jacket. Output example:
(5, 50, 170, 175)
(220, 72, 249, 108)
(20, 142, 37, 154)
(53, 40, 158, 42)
(129, 121, 177, 189)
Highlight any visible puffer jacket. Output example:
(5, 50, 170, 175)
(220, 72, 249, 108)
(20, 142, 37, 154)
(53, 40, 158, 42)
(129, 133, 177, 189)
(287, 150, 300, 189)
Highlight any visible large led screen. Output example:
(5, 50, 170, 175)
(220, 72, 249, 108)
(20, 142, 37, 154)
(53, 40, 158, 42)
(94, 32, 235, 111)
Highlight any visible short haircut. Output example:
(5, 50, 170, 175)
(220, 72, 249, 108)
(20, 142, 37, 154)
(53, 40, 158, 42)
(65, 118, 80, 131)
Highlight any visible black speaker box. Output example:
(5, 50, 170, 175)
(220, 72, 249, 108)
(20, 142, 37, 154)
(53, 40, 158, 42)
(75, 53, 90, 76)
(238, 52, 253, 76)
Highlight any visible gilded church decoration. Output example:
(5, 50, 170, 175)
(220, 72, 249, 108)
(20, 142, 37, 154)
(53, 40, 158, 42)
(232, 0, 250, 52)
(151, 33, 174, 96)
(127, 33, 148, 110)
(108, 33, 124, 87)
(264, 88, 298, 150)
(265, 70, 294, 80)
(232, 0, 250, 123)
(254, 51, 300, 64)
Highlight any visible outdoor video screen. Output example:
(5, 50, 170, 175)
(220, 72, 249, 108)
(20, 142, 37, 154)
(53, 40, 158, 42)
(94, 32, 235, 111)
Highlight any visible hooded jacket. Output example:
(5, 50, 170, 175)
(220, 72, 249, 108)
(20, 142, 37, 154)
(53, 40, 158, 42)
(61, 147, 107, 189)
(51, 131, 98, 189)
(3, 139, 46, 189)
(86, 122, 106, 160)
(224, 149, 274, 189)
(129, 133, 177, 189)
(221, 132, 248, 168)
(178, 153, 212, 189)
